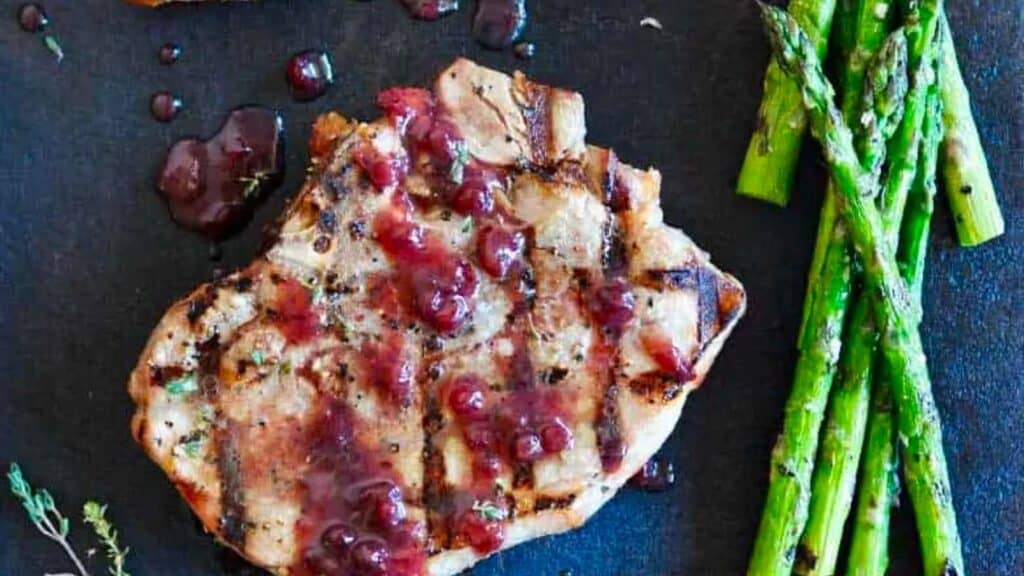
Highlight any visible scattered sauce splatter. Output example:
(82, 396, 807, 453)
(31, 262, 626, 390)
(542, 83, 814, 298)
(286, 49, 335, 102)
(472, 0, 527, 49)
(17, 3, 48, 32)
(155, 106, 284, 239)
(158, 42, 182, 65)
(629, 457, 676, 492)
(150, 91, 183, 123)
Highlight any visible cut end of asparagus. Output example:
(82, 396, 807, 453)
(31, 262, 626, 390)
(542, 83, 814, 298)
(939, 12, 1006, 247)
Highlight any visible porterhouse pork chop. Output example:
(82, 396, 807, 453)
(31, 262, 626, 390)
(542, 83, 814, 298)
(129, 58, 745, 575)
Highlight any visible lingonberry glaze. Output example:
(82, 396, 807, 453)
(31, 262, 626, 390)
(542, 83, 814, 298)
(150, 92, 183, 123)
(294, 400, 426, 576)
(400, 0, 458, 21)
(16, 3, 47, 32)
(472, 0, 527, 49)
(273, 278, 321, 344)
(286, 49, 334, 102)
(155, 106, 284, 239)
(158, 42, 181, 65)
(373, 195, 479, 334)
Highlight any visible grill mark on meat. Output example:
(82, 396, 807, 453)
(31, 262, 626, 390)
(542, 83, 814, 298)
(517, 81, 551, 166)
(215, 419, 248, 547)
(646, 266, 744, 351)
(194, 333, 248, 546)
(187, 285, 217, 324)
(534, 494, 576, 512)
(421, 391, 450, 553)
(591, 149, 632, 473)
(628, 372, 684, 404)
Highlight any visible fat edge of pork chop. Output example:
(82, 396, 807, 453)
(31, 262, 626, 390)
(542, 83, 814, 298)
(128, 58, 745, 576)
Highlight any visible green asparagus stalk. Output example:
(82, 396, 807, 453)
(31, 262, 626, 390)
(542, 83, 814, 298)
(758, 6, 964, 575)
(747, 23, 908, 576)
(795, 27, 909, 576)
(846, 69, 945, 576)
(798, 0, 894, 341)
(937, 12, 1005, 246)
(736, 0, 839, 206)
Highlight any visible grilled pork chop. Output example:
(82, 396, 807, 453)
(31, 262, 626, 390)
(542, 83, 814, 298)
(129, 59, 745, 575)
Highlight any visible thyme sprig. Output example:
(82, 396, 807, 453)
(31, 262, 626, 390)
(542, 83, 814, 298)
(82, 502, 131, 576)
(7, 463, 90, 576)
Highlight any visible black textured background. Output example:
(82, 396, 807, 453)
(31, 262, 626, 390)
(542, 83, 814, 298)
(1, 1, 1020, 574)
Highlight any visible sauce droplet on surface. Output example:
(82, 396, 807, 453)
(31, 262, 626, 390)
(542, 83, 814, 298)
(286, 49, 335, 102)
(17, 3, 48, 33)
(150, 91, 183, 123)
(512, 41, 536, 60)
(155, 106, 284, 240)
(400, 0, 459, 21)
(472, 0, 527, 49)
(158, 42, 182, 65)
(629, 457, 676, 492)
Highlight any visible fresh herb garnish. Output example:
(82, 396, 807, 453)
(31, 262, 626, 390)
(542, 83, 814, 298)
(7, 463, 89, 576)
(472, 500, 507, 522)
(43, 35, 64, 62)
(449, 141, 470, 185)
(165, 373, 198, 396)
(83, 501, 131, 576)
(461, 216, 474, 234)
(238, 171, 269, 199)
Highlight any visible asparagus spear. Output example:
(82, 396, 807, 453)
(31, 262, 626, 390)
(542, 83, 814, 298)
(736, 0, 839, 206)
(794, 29, 908, 576)
(847, 71, 945, 576)
(798, 0, 894, 340)
(758, 6, 964, 575)
(747, 23, 908, 576)
(937, 12, 1005, 246)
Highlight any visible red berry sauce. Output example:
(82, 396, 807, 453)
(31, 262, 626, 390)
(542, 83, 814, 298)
(286, 49, 335, 102)
(294, 400, 426, 576)
(150, 91, 183, 123)
(400, 0, 459, 21)
(156, 106, 284, 239)
(373, 195, 479, 334)
(17, 3, 47, 33)
(273, 278, 321, 344)
(641, 330, 695, 383)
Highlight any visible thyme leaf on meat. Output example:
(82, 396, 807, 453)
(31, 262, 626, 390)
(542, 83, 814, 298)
(165, 373, 198, 396)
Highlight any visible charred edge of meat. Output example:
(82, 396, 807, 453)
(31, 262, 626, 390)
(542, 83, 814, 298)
(696, 266, 719, 348)
(628, 373, 684, 404)
(716, 275, 746, 332)
(149, 364, 184, 387)
(216, 420, 248, 547)
(421, 392, 450, 552)
(594, 382, 625, 473)
(533, 494, 577, 512)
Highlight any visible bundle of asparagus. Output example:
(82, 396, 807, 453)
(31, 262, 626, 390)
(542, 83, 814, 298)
(740, 1, 1005, 575)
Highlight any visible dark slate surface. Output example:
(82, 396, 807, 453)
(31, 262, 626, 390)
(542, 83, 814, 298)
(0, 1, 1020, 574)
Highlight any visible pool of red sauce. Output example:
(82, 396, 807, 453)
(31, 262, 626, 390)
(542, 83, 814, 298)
(156, 107, 284, 240)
